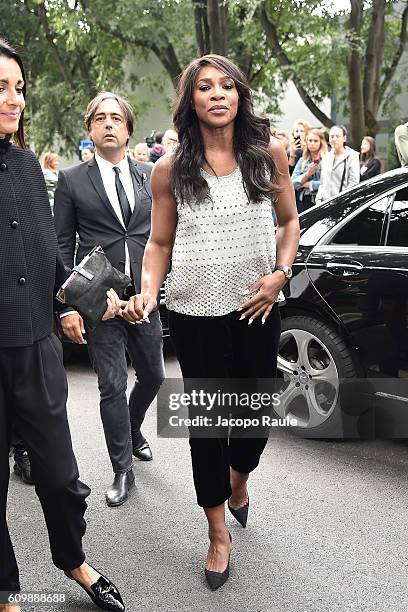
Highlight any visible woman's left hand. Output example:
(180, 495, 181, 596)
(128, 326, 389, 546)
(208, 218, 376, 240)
(237, 273, 286, 324)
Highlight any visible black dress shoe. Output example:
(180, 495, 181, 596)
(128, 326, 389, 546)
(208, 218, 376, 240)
(105, 470, 135, 507)
(13, 451, 34, 485)
(228, 495, 249, 528)
(205, 532, 232, 591)
(65, 565, 125, 610)
(132, 440, 153, 461)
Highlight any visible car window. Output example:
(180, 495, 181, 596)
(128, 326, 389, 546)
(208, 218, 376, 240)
(386, 187, 408, 247)
(329, 198, 388, 246)
(298, 172, 408, 247)
(299, 192, 369, 246)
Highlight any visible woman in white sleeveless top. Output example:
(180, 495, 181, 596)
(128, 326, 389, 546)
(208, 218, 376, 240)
(122, 55, 299, 590)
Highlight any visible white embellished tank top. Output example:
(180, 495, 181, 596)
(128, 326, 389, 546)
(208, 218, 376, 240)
(165, 166, 284, 316)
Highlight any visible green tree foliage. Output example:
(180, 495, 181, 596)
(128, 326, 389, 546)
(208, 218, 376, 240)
(1, 0, 129, 154)
(1, 0, 406, 152)
(252, 0, 408, 146)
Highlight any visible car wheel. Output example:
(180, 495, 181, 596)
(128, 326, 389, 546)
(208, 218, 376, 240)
(275, 316, 363, 437)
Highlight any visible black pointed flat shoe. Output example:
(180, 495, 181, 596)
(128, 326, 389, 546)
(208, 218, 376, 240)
(64, 566, 125, 610)
(228, 495, 249, 528)
(205, 532, 232, 591)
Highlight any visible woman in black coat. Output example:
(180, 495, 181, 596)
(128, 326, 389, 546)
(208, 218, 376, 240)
(360, 136, 381, 181)
(0, 39, 124, 612)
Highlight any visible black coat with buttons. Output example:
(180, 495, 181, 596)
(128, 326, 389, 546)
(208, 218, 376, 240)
(0, 140, 68, 347)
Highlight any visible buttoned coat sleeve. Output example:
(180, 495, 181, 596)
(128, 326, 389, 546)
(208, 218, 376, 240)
(54, 170, 78, 269)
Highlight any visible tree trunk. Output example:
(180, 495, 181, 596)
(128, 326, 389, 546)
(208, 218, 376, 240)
(379, 1, 408, 105)
(150, 43, 182, 88)
(257, 6, 333, 128)
(207, 0, 227, 55)
(363, 0, 386, 134)
(193, 0, 209, 55)
(33, 2, 76, 91)
(347, 0, 365, 147)
(77, 54, 98, 99)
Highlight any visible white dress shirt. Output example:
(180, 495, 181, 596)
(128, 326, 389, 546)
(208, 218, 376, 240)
(95, 152, 135, 277)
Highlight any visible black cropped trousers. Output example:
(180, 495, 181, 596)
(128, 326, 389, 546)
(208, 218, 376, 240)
(0, 334, 90, 595)
(169, 305, 281, 508)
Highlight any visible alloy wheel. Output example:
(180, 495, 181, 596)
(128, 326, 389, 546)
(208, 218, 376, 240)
(275, 328, 340, 429)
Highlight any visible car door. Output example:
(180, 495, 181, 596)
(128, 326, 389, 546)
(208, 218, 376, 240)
(372, 187, 408, 434)
(306, 185, 408, 433)
(305, 191, 404, 376)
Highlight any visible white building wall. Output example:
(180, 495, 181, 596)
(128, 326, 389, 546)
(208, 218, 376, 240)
(274, 81, 332, 134)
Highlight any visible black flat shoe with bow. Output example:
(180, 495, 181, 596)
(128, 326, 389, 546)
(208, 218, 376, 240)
(64, 566, 125, 611)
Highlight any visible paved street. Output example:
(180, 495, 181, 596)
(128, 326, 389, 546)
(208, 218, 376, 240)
(7, 344, 408, 612)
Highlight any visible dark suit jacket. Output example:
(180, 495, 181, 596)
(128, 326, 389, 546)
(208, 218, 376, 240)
(0, 142, 69, 347)
(54, 156, 153, 296)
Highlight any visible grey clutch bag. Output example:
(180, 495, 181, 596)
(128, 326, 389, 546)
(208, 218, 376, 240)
(56, 245, 131, 328)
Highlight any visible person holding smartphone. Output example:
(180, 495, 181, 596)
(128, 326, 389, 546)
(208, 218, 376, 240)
(288, 119, 311, 176)
(291, 128, 327, 213)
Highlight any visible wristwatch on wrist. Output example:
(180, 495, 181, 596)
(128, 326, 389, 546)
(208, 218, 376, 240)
(274, 264, 292, 279)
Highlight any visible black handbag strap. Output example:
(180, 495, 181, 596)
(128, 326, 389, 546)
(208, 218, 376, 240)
(339, 159, 347, 192)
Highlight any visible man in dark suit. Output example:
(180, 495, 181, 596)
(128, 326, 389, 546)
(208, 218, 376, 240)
(54, 92, 165, 507)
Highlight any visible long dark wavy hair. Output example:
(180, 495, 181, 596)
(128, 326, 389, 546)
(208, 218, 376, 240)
(0, 38, 27, 149)
(171, 54, 278, 205)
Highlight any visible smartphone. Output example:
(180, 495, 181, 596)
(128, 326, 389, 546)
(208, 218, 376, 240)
(294, 135, 301, 147)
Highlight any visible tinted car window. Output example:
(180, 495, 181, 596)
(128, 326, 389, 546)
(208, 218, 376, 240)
(298, 173, 405, 247)
(329, 198, 388, 246)
(299, 191, 372, 246)
(386, 187, 408, 247)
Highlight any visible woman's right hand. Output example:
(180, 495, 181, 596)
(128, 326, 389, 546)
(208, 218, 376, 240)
(306, 162, 318, 177)
(289, 141, 300, 157)
(121, 293, 157, 323)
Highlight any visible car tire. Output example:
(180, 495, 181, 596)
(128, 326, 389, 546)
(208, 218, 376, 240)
(276, 316, 372, 438)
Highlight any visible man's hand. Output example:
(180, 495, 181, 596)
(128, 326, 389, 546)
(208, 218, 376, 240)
(121, 293, 157, 324)
(61, 312, 85, 344)
(101, 288, 127, 321)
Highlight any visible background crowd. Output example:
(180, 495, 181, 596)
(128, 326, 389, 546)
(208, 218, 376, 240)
(275, 119, 385, 214)
(38, 117, 408, 223)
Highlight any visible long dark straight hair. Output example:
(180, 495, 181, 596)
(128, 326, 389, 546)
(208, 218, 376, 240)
(0, 38, 27, 149)
(171, 54, 278, 205)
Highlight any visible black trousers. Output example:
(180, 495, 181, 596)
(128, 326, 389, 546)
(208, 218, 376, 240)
(85, 309, 165, 474)
(297, 194, 315, 214)
(0, 334, 90, 593)
(169, 305, 281, 507)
